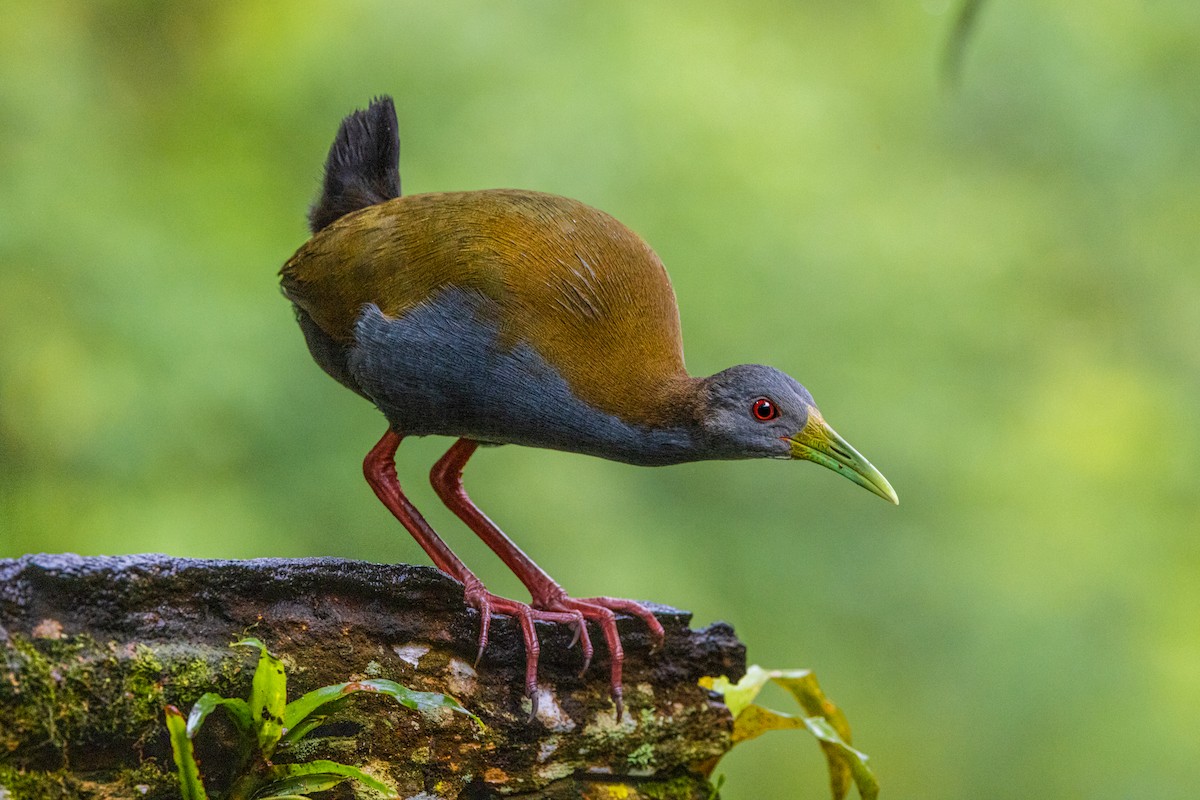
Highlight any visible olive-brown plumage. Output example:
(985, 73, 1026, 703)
(283, 190, 694, 428)
(283, 97, 897, 718)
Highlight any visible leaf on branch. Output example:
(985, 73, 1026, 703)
(701, 665, 879, 800)
(803, 716, 879, 800)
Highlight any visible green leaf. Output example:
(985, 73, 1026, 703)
(727, 703, 808, 743)
(234, 638, 287, 758)
(280, 682, 358, 732)
(282, 678, 479, 734)
(187, 693, 253, 739)
(701, 665, 879, 800)
(234, 636, 268, 651)
(278, 696, 351, 745)
(165, 705, 210, 800)
(769, 669, 868, 800)
(258, 761, 398, 798)
(769, 669, 855, 745)
(725, 705, 856, 799)
(701, 664, 780, 717)
(253, 773, 346, 797)
(803, 716, 878, 800)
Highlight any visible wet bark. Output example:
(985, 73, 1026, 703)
(0, 554, 745, 799)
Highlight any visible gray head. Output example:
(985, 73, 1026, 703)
(697, 364, 898, 503)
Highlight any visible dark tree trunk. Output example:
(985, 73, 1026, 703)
(0, 554, 745, 799)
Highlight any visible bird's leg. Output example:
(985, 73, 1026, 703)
(430, 438, 667, 718)
(365, 430, 472, 578)
(364, 429, 581, 707)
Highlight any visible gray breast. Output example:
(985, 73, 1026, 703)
(346, 288, 697, 466)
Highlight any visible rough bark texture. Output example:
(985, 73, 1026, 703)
(0, 554, 746, 799)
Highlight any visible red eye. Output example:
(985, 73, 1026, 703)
(751, 397, 778, 421)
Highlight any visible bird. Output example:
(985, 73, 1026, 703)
(280, 96, 897, 718)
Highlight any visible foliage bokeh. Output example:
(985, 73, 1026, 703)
(2, 2, 1197, 797)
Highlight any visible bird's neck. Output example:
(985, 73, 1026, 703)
(523, 373, 709, 468)
(587, 374, 710, 466)
(628, 373, 704, 428)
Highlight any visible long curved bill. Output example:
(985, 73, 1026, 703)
(786, 411, 899, 504)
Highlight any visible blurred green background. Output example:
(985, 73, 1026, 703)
(2, 1, 1198, 797)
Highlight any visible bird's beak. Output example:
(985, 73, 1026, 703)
(786, 410, 899, 504)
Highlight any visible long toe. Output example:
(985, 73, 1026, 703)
(579, 596, 666, 652)
(568, 615, 595, 676)
(463, 579, 495, 666)
(462, 585, 591, 719)
(526, 593, 665, 720)
(537, 597, 627, 719)
(585, 604, 625, 718)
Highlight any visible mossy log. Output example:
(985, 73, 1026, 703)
(0, 554, 746, 799)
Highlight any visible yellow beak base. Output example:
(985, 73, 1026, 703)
(787, 411, 898, 504)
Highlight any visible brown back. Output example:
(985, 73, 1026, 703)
(281, 189, 695, 425)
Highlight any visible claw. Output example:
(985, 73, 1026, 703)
(575, 620, 594, 677)
(474, 637, 486, 668)
(567, 619, 581, 649)
(474, 600, 492, 667)
(527, 687, 540, 722)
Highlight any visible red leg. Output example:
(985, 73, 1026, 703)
(364, 430, 582, 707)
(430, 438, 666, 718)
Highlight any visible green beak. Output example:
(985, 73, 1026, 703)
(787, 410, 899, 504)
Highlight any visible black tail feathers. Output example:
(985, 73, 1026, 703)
(307, 96, 401, 234)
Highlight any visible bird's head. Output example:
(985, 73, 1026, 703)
(697, 364, 898, 503)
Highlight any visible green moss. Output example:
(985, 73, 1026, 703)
(0, 765, 78, 800)
(638, 774, 714, 800)
(0, 634, 258, 798)
(0, 763, 177, 800)
(278, 731, 358, 763)
(1, 633, 249, 765)
(1, 633, 90, 754)
(627, 742, 656, 770)
(108, 762, 178, 800)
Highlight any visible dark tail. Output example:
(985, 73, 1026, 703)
(307, 96, 401, 234)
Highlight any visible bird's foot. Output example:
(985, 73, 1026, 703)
(461, 578, 664, 721)
(461, 577, 589, 718)
(528, 588, 667, 721)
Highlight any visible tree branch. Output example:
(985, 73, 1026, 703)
(1, 554, 745, 799)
